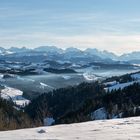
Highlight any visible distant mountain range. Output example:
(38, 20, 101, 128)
(0, 46, 140, 64)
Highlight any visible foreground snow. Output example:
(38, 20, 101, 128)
(1, 117, 140, 140)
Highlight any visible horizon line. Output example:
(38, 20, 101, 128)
(1, 45, 140, 56)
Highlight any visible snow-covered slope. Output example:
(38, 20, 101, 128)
(0, 87, 30, 107)
(104, 72, 140, 92)
(104, 81, 138, 92)
(0, 117, 140, 140)
(131, 73, 140, 80)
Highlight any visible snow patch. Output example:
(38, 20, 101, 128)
(43, 117, 55, 126)
(104, 81, 119, 86)
(91, 107, 107, 120)
(0, 74, 4, 79)
(83, 72, 98, 81)
(40, 82, 54, 89)
(62, 75, 71, 80)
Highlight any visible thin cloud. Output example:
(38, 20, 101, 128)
(0, 33, 140, 54)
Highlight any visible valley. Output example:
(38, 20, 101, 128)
(0, 46, 140, 133)
(0, 46, 139, 99)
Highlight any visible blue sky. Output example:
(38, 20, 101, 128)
(0, 0, 140, 54)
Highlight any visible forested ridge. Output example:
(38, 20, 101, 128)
(1, 73, 140, 130)
(0, 98, 33, 130)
